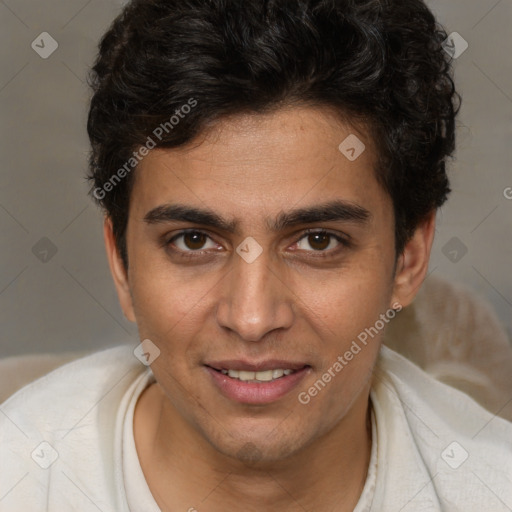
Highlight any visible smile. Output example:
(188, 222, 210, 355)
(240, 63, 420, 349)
(205, 364, 311, 404)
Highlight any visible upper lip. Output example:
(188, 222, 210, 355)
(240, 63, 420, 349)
(205, 359, 310, 372)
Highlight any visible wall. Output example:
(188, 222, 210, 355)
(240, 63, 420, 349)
(1, 0, 511, 356)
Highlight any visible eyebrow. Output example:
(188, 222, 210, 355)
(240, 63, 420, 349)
(143, 200, 371, 233)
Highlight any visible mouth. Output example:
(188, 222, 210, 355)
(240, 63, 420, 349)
(204, 361, 311, 404)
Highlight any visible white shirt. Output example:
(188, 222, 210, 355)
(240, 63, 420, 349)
(121, 372, 378, 512)
(0, 344, 511, 511)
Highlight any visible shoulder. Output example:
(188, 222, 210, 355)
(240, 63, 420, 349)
(1, 344, 143, 420)
(372, 345, 512, 509)
(0, 344, 149, 511)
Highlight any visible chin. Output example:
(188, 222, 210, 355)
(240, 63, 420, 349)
(203, 419, 314, 466)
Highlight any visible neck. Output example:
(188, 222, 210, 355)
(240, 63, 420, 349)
(134, 383, 373, 512)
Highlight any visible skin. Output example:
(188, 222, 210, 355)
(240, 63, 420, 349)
(104, 106, 435, 511)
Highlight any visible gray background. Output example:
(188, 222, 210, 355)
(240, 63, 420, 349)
(1, 0, 511, 357)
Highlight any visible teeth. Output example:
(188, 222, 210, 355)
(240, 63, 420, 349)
(222, 368, 296, 382)
(272, 369, 284, 379)
(255, 370, 274, 381)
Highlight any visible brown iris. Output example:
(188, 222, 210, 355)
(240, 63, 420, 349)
(183, 231, 208, 250)
(307, 232, 330, 250)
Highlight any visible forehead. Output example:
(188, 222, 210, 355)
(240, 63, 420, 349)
(130, 106, 388, 223)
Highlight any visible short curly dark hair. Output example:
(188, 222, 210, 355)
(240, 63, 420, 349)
(87, 0, 460, 268)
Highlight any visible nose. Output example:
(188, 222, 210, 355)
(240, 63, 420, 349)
(216, 245, 294, 342)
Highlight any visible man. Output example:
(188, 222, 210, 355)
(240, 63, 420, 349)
(1, 0, 511, 510)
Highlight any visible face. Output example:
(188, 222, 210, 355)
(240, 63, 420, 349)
(106, 106, 433, 464)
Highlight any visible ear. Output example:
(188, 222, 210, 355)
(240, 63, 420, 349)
(103, 216, 136, 323)
(390, 210, 436, 309)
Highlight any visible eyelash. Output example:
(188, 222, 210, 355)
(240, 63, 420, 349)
(164, 228, 351, 259)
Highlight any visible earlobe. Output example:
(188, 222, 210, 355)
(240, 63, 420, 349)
(390, 210, 436, 309)
(103, 217, 136, 323)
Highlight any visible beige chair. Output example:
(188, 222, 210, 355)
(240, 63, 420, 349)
(384, 274, 512, 421)
(1, 275, 512, 420)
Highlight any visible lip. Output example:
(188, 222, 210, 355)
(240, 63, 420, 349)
(205, 364, 311, 405)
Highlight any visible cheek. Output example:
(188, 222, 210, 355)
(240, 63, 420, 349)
(129, 245, 219, 320)
(298, 263, 393, 342)
(296, 278, 386, 419)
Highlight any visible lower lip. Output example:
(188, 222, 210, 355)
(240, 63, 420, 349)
(205, 366, 310, 405)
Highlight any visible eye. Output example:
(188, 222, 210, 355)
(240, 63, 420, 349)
(164, 228, 349, 259)
(167, 230, 218, 252)
(294, 230, 348, 253)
